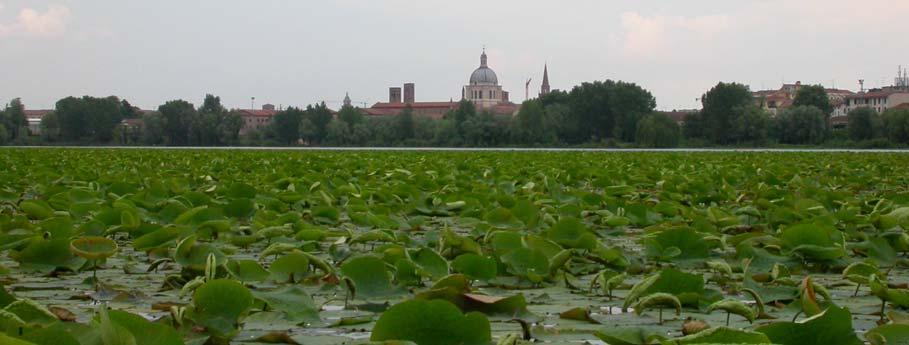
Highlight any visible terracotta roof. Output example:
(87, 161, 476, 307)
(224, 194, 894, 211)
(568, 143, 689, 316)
(237, 109, 277, 117)
(847, 90, 908, 99)
(120, 118, 144, 126)
(657, 110, 695, 122)
(370, 102, 460, 109)
(892, 103, 909, 110)
(24, 110, 52, 119)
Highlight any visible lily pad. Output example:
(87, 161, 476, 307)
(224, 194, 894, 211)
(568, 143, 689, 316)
(370, 299, 491, 345)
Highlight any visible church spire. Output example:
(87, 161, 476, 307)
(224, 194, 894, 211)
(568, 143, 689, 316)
(540, 64, 551, 96)
(480, 47, 488, 67)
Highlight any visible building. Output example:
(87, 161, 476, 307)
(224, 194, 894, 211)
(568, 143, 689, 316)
(238, 104, 277, 135)
(24, 109, 52, 135)
(657, 109, 698, 126)
(836, 89, 909, 116)
(753, 81, 854, 116)
(357, 49, 521, 118)
(540, 64, 551, 97)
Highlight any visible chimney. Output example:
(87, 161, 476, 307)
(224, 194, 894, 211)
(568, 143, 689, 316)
(389, 87, 402, 103)
(403, 83, 415, 104)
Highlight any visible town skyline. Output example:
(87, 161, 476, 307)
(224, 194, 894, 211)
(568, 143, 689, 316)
(1, 1, 907, 111)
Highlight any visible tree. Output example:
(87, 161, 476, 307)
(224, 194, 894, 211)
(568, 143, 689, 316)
(567, 80, 656, 143)
(793, 85, 833, 116)
(396, 105, 415, 141)
(682, 111, 706, 140)
(700, 82, 753, 144)
(0, 124, 8, 144)
(2, 98, 27, 140)
(773, 106, 828, 145)
(847, 107, 881, 141)
(338, 105, 363, 129)
(514, 100, 546, 144)
(302, 103, 333, 145)
(448, 99, 477, 138)
(542, 103, 574, 144)
(325, 118, 350, 145)
(730, 106, 771, 144)
(635, 113, 680, 148)
(39, 112, 60, 142)
(270, 107, 305, 145)
(882, 109, 909, 144)
(55, 96, 123, 142)
(140, 111, 166, 145)
(158, 99, 196, 145)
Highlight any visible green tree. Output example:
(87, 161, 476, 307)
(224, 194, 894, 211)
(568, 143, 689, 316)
(303, 103, 333, 145)
(39, 111, 60, 142)
(396, 105, 415, 141)
(773, 106, 828, 144)
(515, 99, 546, 144)
(271, 107, 305, 145)
(55, 96, 123, 142)
(635, 113, 680, 148)
(338, 105, 363, 129)
(0, 123, 8, 144)
(140, 111, 166, 145)
(543, 103, 575, 144)
(3, 98, 27, 140)
(700, 82, 753, 144)
(847, 107, 881, 141)
(325, 118, 350, 145)
(793, 85, 833, 116)
(448, 99, 477, 137)
(730, 106, 771, 144)
(157, 99, 196, 145)
(882, 109, 909, 144)
(567, 80, 656, 143)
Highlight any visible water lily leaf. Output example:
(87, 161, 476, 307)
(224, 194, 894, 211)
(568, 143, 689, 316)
(13, 238, 86, 272)
(20, 200, 54, 220)
(500, 247, 549, 280)
(3, 299, 58, 327)
(594, 327, 665, 345)
(661, 327, 771, 345)
(370, 299, 491, 345)
(70, 236, 118, 261)
(340, 255, 398, 299)
(559, 307, 600, 324)
(190, 279, 253, 339)
(104, 309, 184, 345)
(633, 293, 682, 318)
(269, 252, 310, 283)
(410, 248, 449, 279)
(643, 227, 710, 260)
(546, 218, 597, 250)
(706, 299, 756, 324)
(0, 333, 38, 345)
(451, 254, 497, 281)
(755, 305, 862, 345)
(865, 324, 909, 345)
(225, 259, 270, 282)
(252, 285, 320, 324)
(224, 198, 255, 219)
(133, 226, 186, 252)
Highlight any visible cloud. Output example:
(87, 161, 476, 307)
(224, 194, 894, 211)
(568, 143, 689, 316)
(618, 12, 730, 59)
(0, 4, 70, 37)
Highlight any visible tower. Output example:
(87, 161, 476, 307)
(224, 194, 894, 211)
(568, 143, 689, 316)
(540, 64, 551, 97)
(343, 92, 352, 107)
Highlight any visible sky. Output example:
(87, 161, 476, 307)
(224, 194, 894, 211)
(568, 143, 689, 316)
(1, 0, 907, 111)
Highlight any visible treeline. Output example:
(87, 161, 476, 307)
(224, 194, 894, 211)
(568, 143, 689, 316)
(680, 82, 909, 148)
(3, 81, 909, 148)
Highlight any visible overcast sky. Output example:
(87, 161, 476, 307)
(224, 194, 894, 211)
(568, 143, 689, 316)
(1, 0, 907, 111)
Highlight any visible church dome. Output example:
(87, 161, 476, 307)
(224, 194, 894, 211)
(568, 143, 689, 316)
(469, 49, 498, 85)
(470, 67, 498, 85)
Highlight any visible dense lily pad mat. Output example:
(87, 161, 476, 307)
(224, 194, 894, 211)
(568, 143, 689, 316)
(1, 149, 909, 344)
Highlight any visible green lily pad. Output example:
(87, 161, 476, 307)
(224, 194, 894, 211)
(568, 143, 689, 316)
(190, 279, 253, 340)
(370, 299, 491, 345)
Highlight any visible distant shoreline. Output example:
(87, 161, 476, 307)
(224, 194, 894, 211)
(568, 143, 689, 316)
(3, 146, 908, 153)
